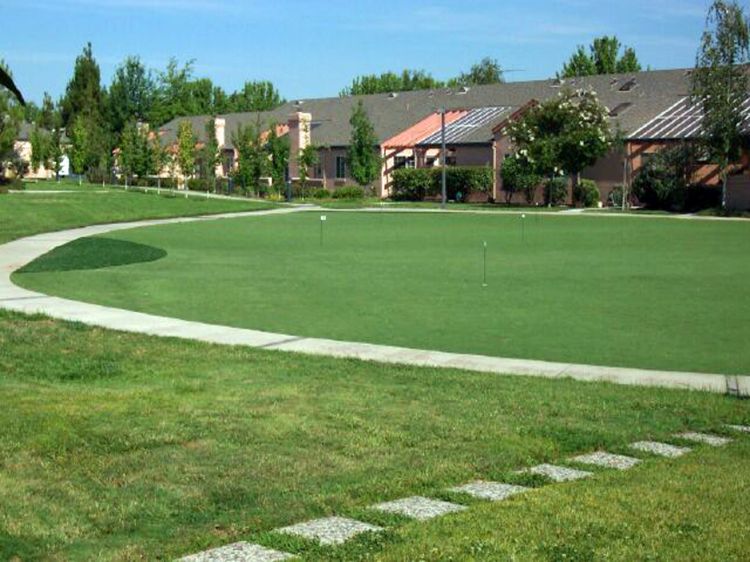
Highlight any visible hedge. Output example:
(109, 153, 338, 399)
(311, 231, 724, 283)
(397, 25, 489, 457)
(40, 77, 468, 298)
(391, 166, 494, 201)
(332, 185, 365, 199)
(573, 179, 600, 207)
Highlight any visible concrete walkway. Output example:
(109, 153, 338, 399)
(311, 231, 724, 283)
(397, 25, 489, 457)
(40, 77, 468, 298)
(0, 207, 747, 396)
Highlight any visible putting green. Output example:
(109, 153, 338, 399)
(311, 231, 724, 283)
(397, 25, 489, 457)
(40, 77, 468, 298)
(13, 211, 750, 374)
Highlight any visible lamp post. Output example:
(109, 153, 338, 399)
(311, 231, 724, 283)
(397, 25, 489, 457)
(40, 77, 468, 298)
(440, 107, 447, 209)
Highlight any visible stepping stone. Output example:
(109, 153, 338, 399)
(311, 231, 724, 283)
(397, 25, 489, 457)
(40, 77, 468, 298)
(725, 424, 750, 434)
(569, 451, 641, 470)
(274, 516, 382, 545)
(629, 441, 691, 458)
(448, 480, 529, 501)
(370, 496, 467, 521)
(523, 463, 593, 482)
(178, 542, 294, 562)
(673, 432, 732, 446)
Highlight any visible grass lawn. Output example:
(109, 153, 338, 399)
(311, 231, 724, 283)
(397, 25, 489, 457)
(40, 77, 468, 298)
(1, 309, 748, 561)
(15, 211, 750, 374)
(0, 186, 276, 244)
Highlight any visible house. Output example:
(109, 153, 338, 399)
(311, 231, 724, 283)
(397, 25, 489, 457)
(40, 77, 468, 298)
(13, 122, 69, 179)
(152, 68, 749, 208)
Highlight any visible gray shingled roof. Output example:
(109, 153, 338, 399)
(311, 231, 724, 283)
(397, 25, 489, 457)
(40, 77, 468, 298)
(159, 68, 694, 149)
(628, 94, 750, 140)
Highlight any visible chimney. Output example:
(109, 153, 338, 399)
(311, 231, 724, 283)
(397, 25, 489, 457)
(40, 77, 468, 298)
(287, 111, 312, 179)
(214, 117, 226, 148)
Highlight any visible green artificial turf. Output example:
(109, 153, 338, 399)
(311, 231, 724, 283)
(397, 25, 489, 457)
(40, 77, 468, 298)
(15, 211, 750, 374)
(0, 309, 747, 561)
(0, 186, 275, 244)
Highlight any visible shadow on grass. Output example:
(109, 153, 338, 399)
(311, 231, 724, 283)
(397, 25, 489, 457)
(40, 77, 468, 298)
(18, 237, 167, 273)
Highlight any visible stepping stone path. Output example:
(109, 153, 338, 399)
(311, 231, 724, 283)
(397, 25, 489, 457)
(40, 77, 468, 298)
(524, 463, 593, 482)
(449, 481, 529, 501)
(179, 542, 294, 562)
(673, 432, 732, 447)
(274, 516, 382, 545)
(371, 496, 467, 521)
(725, 424, 750, 433)
(629, 441, 691, 458)
(570, 451, 641, 470)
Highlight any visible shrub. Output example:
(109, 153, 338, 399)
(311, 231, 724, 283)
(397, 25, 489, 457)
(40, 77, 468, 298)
(0, 177, 24, 193)
(392, 166, 494, 201)
(501, 157, 540, 205)
(573, 179, 600, 207)
(544, 177, 569, 206)
(392, 168, 435, 201)
(187, 178, 212, 191)
(333, 185, 365, 199)
(632, 145, 698, 210)
(309, 188, 331, 199)
(607, 184, 626, 207)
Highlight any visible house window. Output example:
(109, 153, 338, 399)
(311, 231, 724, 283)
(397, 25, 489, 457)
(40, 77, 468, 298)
(335, 156, 347, 179)
(313, 162, 323, 178)
(394, 156, 415, 169)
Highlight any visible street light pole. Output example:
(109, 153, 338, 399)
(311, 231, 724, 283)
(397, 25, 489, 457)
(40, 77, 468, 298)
(440, 107, 447, 209)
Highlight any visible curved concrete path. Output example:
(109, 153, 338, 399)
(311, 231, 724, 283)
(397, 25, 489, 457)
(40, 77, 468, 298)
(0, 207, 747, 396)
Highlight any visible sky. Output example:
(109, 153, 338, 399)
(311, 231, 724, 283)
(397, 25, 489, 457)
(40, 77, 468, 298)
(1, 0, 722, 105)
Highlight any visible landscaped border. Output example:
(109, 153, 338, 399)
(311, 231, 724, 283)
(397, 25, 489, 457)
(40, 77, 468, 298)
(0, 206, 747, 396)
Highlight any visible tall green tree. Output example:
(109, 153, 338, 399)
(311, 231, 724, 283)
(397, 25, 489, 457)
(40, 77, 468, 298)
(449, 57, 505, 87)
(107, 56, 155, 135)
(506, 89, 612, 205)
(119, 120, 153, 182)
(561, 36, 642, 77)
(692, 0, 750, 208)
(50, 126, 64, 181)
(68, 115, 89, 184)
(347, 101, 381, 190)
(199, 118, 221, 189)
(38, 93, 57, 130)
(266, 123, 289, 191)
(176, 120, 196, 186)
(229, 81, 284, 112)
(61, 42, 105, 127)
(150, 58, 195, 126)
(232, 119, 267, 194)
(0, 61, 23, 168)
(30, 125, 51, 173)
(340, 69, 444, 96)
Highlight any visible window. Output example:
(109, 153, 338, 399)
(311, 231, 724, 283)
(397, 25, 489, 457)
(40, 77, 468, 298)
(619, 78, 637, 92)
(313, 162, 323, 178)
(608, 102, 633, 117)
(335, 156, 347, 179)
(394, 156, 415, 169)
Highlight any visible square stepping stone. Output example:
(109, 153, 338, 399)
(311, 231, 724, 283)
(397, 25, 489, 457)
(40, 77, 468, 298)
(523, 463, 593, 482)
(179, 542, 294, 562)
(629, 441, 691, 458)
(725, 424, 750, 434)
(569, 451, 641, 470)
(370, 496, 467, 521)
(274, 516, 382, 545)
(674, 432, 732, 446)
(448, 481, 529, 501)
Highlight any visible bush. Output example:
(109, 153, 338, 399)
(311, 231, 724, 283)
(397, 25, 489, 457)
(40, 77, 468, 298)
(392, 168, 435, 201)
(501, 157, 540, 205)
(332, 185, 365, 199)
(607, 184, 626, 207)
(0, 177, 24, 193)
(392, 166, 494, 201)
(187, 178, 212, 191)
(632, 145, 698, 211)
(544, 177, 569, 206)
(573, 179, 600, 207)
(311, 188, 332, 199)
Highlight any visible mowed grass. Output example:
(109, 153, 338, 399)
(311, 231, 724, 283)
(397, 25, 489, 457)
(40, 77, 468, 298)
(15, 211, 750, 374)
(0, 309, 748, 561)
(0, 184, 276, 244)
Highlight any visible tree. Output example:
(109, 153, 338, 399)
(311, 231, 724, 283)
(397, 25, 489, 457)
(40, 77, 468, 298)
(0, 61, 23, 171)
(449, 57, 504, 87)
(119, 120, 153, 182)
(149, 58, 195, 126)
(61, 42, 105, 127)
(632, 143, 698, 210)
(297, 143, 318, 191)
(199, 118, 221, 190)
(347, 101, 381, 191)
(38, 93, 57, 130)
(560, 36, 642, 77)
(266, 123, 289, 192)
(229, 81, 284, 112)
(107, 56, 155, 135)
(506, 89, 613, 205)
(30, 125, 51, 173)
(68, 115, 89, 184)
(50, 126, 64, 181)
(692, 0, 750, 208)
(176, 120, 196, 186)
(340, 69, 444, 96)
(232, 119, 267, 194)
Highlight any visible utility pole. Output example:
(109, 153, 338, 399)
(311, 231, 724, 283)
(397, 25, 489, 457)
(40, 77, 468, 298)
(441, 108, 447, 209)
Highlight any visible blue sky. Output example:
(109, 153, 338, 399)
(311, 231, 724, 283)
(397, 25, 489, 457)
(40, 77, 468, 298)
(2, 0, 717, 105)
